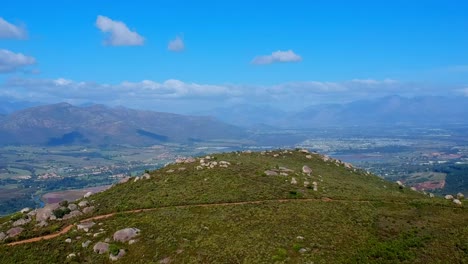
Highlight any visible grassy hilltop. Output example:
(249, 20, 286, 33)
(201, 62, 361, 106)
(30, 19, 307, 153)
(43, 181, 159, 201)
(0, 149, 467, 263)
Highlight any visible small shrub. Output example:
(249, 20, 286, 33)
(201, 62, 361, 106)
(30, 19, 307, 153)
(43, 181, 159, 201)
(109, 244, 120, 256)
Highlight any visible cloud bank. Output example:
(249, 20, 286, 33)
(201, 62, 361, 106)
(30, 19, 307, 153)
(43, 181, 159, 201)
(95, 15, 144, 46)
(252, 50, 302, 65)
(0, 49, 35, 73)
(0, 17, 27, 39)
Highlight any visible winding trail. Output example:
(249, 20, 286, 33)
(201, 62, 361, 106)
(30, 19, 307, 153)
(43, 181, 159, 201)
(4, 197, 387, 246)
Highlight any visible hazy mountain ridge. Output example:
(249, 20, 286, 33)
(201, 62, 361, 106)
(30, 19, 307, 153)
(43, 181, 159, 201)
(0, 103, 247, 146)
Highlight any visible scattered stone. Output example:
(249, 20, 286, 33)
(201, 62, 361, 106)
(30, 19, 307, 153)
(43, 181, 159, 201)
(280, 172, 289, 176)
(396, 181, 404, 187)
(457, 193, 465, 199)
(445, 195, 454, 200)
(0, 232, 6, 241)
(129, 239, 137, 245)
(50, 215, 57, 221)
(410, 187, 417, 191)
(176, 249, 184, 254)
(273, 154, 279, 157)
(264, 170, 278, 176)
(299, 248, 308, 254)
(196, 166, 203, 170)
(104, 238, 110, 243)
(302, 165, 312, 175)
(13, 217, 31, 227)
(299, 149, 309, 154)
(219, 161, 231, 166)
(78, 200, 89, 207)
(110, 249, 126, 261)
(20, 207, 31, 214)
(82, 206, 95, 214)
(82, 240, 92, 248)
(166, 169, 174, 173)
(305, 155, 312, 159)
(84, 192, 93, 198)
(7, 227, 23, 238)
(133, 176, 140, 182)
(77, 221, 95, 232)
(296, 236, 304, 240)
(143, 173, 151, 180)
(453, 199, 462, 205)
(113, 228, 140, 243)
(304, 181, 310, 187)
(93, 242, 109, 254)
(65, 238, 72, 243)
(291, 177, 297, 185)
(67, 253, 76, 259)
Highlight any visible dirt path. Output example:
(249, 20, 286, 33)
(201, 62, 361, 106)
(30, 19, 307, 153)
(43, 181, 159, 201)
(6, 197, 367, 246)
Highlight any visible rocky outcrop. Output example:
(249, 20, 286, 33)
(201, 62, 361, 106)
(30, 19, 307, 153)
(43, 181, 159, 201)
(93, 242, 109, 254)
(13, 217, 31, 227)
(84, 192, 93, 198)
(113, 228, 140, 243)
(7, 227, 23, 238)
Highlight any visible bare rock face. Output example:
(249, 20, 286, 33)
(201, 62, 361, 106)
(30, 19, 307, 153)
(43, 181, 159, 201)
(302, 165, 312, 175)
(113, 228, 140, 243)
(82, 240, 92, 248)
(93, 242, 109, 254)
(77, 221, 95, 232)
(82, 206, 95, 214)
(110, 249, 126, 261)
(7, 227, 24, 238)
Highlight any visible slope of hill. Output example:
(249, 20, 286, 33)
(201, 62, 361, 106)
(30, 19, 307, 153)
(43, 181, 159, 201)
(0, 150, 466, 263)
(0, 103, 247, 146)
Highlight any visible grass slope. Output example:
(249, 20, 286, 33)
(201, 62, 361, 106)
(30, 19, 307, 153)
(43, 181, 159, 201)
(0, 149, 467, 263)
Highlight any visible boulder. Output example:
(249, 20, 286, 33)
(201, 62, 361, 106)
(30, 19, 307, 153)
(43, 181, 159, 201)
(110, 249, 126, 261)
(445, 195, 454, 200)
(84, 192, 93, 198)
(143, 173, 151, 180)
(20, 207, 31, 214)
(93, 242, 109, 254)
(0, 232, 6, 241)
(65, 238, 72, 243)
(63, 210, 83, 220)
(302, 165, 312, 175)
(13, 217, 31, 227)
(7, 227, 23, 238)
(36, 203, 60, 222)
(82, 206, 95, 214)
(113, 227, 140, 242)
(453, 199, 462, 205)
(77, 221, 95, 232)
(68, 203, 78, 211)
(305, 155, 312, 159)
(78, 200, 89, 207)
(264, 170, 278, 176)
(457, 193, 465, 199)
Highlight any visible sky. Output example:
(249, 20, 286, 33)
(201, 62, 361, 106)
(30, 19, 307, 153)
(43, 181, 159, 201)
(0, 0, 467, 113)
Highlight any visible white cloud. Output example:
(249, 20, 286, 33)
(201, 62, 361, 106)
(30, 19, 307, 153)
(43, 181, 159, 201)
(95, 15, 144, 46)
(0, 17, 27, 39)
(252, 50, 302, 65)
(0, 49, 35, 73)
(168, 36, 185, 52)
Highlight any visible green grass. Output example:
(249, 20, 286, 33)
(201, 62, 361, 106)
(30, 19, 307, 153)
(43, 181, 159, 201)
(0, 149, 466, 263)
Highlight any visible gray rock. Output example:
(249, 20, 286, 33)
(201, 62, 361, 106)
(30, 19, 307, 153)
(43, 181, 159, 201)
(113, 227, 140, 242)
(302, 165, 312, 175)
(13, 217, 31, 227)
(0, 232, 6, 241)
(457, 193, 465, 199)
(63, 210, 83, 220)
(78, 200, 89, 207)
(65, 238, 72, 243)
(67, 253, 76, 259)
(7, 227, 23, 237)
(160, 257, 172, 264)
(110, 249, 126, 261)
(453, 199, 462, 205)
(36, 221, 48, 227)
(264, 170, 278, 176)
(68, 203, 78, 211)
(20, 207, 31, 214)
(82, 206, 95, 214)
(84, 191, 93, 198)
(93, 242, 109, 254)
(143, 173, 151, 180)
(77, 221, 95, 232)
(445, 195, 454, 200)
(82, 240, 92, 248)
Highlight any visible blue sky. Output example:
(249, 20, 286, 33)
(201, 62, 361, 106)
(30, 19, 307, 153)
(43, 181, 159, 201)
(0, 0, 467, 112)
